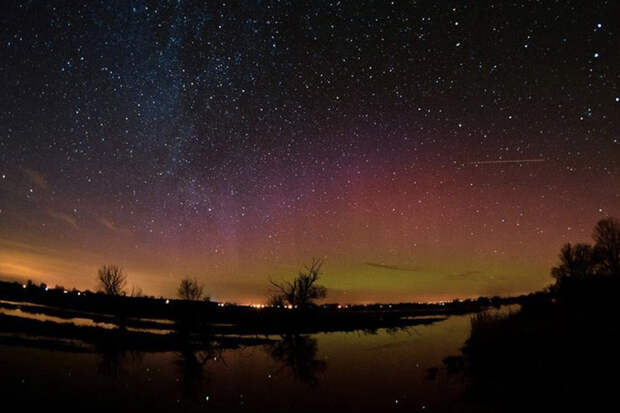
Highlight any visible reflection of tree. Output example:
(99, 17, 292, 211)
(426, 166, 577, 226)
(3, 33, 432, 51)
(96, 342, 142, 377)
(268, 334, 327, 385)
(174, 339, 220, 400)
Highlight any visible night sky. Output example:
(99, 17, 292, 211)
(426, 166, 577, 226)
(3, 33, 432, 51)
(1, 1, 618, 304)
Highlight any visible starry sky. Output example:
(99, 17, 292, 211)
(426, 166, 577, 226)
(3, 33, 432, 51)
(0, 1, 618, 304)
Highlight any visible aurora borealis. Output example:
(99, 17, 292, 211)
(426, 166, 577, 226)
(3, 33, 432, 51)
(0, 1, 618, 304)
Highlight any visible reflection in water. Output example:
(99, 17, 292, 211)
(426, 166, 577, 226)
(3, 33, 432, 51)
(175, 341, 220, 401)
(268, 334, 327, 385)
(0, 305, 118, 329)
(0, 300, 175, 333)
(96, 342, 143, 377)
(0, 311, 493, 411)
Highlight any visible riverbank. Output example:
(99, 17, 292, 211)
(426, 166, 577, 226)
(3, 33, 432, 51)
(439, 284, 620, 412)
(0, 280, 532, 337)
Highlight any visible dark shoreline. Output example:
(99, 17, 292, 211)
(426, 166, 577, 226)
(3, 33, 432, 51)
(0, 279, 535, 351)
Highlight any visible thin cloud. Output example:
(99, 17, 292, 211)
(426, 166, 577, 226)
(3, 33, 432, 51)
(0, 240, 97, 287)
(364, 262, 422, 272)
(47, 210, 79, 229)
(445, 270, 482, 280)
(99, 217, 130, 234)
(0, 237, 59, 254)
(22, 168, 48, 190)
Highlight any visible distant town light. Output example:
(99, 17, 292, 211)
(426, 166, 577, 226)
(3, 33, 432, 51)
(165, 299, 170, 304)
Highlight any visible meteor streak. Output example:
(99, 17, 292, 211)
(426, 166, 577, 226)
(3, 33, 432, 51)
(469, 159, 545, 165)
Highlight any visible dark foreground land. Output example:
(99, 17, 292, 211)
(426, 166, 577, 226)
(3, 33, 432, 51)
(5, 277, 620, 412)
(436, 276, 620, 412)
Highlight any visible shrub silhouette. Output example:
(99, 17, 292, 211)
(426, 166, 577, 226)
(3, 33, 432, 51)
(267, 293, 286, 308)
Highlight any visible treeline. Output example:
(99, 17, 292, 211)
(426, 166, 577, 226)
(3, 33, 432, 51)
(549, 216, 620, 303)
(0, 279, 216, 320)
(96, 264, 210, 302)
(438, 217, 620, 412)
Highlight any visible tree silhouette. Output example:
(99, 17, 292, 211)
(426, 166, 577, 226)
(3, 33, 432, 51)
(177, 278, 204, 301)
(97, 264, 127, 296)
(270, 258, 327, 309)
(551, 243, 596, 284)
(549, 217, 620, 301)
(593, 217, 620, 276)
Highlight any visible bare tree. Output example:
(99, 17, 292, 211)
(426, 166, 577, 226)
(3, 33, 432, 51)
(270, 258, 327, 309)
(178, 278, 204, 301)
(593, 217, 620, 276)
(97, 264, 127, 296)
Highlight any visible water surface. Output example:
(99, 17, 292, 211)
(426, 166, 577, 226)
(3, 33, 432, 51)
(0, 307, 515, 412)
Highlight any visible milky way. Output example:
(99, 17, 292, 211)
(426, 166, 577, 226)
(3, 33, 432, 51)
(1, 1, 618, 303)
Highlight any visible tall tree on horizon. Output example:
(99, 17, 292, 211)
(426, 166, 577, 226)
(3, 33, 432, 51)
(270, 258, 327, 309)
(97, 264, 127, 296)
(177, 278, 204, 301)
